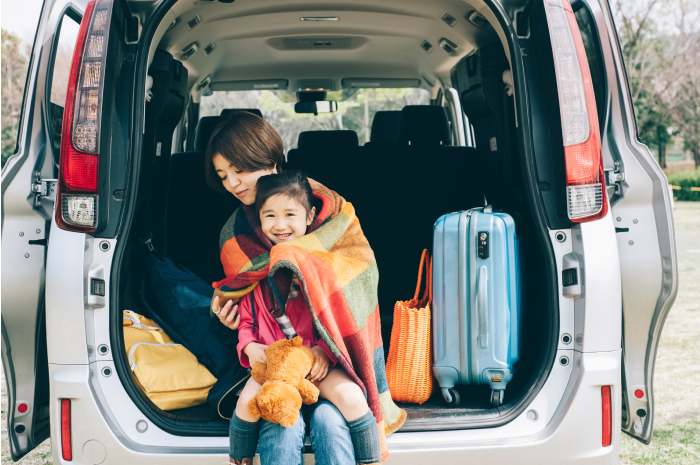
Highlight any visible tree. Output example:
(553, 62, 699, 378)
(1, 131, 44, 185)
(2, 29, 29, 166)
(613, 0, 675, 167)
(612, 0, 700, 168)
(659, 0, 700, 167)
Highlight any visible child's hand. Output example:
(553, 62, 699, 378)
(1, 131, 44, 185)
(308, 346, 330, 382)
(244, 342, 268, 365)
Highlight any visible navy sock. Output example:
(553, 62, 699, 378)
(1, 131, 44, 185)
(229, 414, 259, 461)
(347, 411, 380, 464)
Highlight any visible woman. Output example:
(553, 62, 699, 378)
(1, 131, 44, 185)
(206, 111, 358, 465)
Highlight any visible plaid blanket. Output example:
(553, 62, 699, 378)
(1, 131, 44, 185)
(213, 180, 406, 460)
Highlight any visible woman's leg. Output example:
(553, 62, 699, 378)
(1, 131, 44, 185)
(309, 400, 355, 465)
(317, 369, 381, 465)
(229, 378, 262, 464)
(257, 415, 305, 465)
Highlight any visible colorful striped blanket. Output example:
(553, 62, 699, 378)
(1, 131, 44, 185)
(212, 180, 406, 460)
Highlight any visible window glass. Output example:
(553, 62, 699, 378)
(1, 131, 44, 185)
(574, 5, 607, 129)
(1, 0, 44, 166)
(200, 88, 430, 151)
(47, 14, 80, 150)
(50, 15, 80, 106)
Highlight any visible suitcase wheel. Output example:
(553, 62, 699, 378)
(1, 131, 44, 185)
(441, 388, 461, 405)
(490, 389, 504, 407)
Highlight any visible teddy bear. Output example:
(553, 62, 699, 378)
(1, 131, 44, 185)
(248, 336, 320, 427)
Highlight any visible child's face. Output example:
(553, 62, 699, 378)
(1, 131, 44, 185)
(259, 194, 315, 244)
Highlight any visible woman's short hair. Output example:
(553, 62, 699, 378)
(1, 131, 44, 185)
(254, 170, 314, 214)
(204, 111, 285, 193)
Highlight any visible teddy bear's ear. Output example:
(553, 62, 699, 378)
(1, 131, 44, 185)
(291, 336, 303, 347)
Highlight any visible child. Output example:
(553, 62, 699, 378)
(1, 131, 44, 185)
(229, 170, 381, 465)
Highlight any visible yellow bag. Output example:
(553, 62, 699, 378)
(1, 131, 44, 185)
(385, 250, 433, 404)
(123, 310, 217, 410)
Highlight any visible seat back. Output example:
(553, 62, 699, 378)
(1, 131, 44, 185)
(285, 130, 361, 203)
(354, 106, 484, 339)
(366, 110, 402, 147)
(138, 50, 188, 251)
(164, 151, 239, 282)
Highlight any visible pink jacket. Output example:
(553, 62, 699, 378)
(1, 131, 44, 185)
(236, 283, 335, 368)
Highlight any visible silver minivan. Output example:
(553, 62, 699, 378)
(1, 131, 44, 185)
(2, 0, 678, 464)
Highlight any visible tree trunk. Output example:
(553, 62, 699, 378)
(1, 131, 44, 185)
(693, 148, 700, 169)
(657, 126, 667, 169)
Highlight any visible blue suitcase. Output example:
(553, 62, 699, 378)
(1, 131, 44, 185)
(432, 206, 520, 406)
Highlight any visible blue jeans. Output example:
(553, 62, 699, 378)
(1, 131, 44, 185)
(257, 400, 355, 465)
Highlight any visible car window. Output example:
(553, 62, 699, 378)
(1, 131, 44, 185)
(1, 0, 44, 166)
(573, 3, 607, 130)
(200, 88, 430, 151)
(47, 12, 81, 151)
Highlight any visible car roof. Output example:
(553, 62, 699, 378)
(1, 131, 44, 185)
(149, 0, 504, 97)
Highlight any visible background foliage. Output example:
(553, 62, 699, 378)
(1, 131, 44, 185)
(1, 30, 29, 165)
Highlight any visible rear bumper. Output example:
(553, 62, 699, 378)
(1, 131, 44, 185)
(386, 351, 621, 464)
(48, 350, 621, 465)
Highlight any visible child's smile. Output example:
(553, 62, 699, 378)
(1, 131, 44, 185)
(259, 194, 315, 244)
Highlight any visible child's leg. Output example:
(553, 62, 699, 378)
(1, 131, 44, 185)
(230, 378, 261, 464)
(317, 368, 369, 421)
(317, 369, 381, 464)
(235, 377, 262, 422)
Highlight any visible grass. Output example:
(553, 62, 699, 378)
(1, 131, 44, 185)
(620, 420, 700, 464)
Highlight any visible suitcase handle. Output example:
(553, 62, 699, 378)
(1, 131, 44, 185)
(477, 265, 488, 349)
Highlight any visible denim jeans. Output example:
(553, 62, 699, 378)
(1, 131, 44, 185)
(256, 400, 355, 465)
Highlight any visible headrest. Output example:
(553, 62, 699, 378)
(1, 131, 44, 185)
(220, 108, 263, 119)
(297, 130, 359, 150)
(399, 105, 451, 146)
(369, 111, 402, 145)
(195, 116, 221, 153)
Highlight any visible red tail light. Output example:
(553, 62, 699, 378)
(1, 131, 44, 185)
(543, 0, 608, 222)
(601, 385, 612, 447)
(57, 0, 114, 232)
(60, 399, 73, 461)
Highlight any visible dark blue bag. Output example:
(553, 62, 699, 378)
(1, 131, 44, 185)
(143, 253, 248, 418)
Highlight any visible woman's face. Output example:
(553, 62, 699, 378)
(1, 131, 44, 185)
(212, 154, 276, 206)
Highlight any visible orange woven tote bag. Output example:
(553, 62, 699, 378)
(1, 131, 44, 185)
(385, 249, 433, 404)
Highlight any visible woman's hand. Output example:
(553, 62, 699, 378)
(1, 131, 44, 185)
(211, 295, 240, 330)
(244, 342, 268, 366)
(308, 346, 330, 383)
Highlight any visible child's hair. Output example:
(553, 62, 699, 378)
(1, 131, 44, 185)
(255, 170, 314, 214)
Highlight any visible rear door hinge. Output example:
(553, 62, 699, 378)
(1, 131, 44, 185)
(606, 162, 625, 196)
(31, 172, 57, 205)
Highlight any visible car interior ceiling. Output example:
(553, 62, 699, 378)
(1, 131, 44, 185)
(119, 7, 556, 423)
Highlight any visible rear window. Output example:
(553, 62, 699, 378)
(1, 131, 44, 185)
(200, 88, 430, 150)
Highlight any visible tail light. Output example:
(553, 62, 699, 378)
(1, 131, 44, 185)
(57, 0, 114, 232)
(601, 385, 612, 447)
(543, 0, 608, 222)
(60, 399, 73, 461)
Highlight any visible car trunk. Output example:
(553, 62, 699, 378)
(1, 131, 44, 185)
(112, 0, 560, 436)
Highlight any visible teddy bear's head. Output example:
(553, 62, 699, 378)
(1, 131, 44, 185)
(249, 336, 320, 427)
